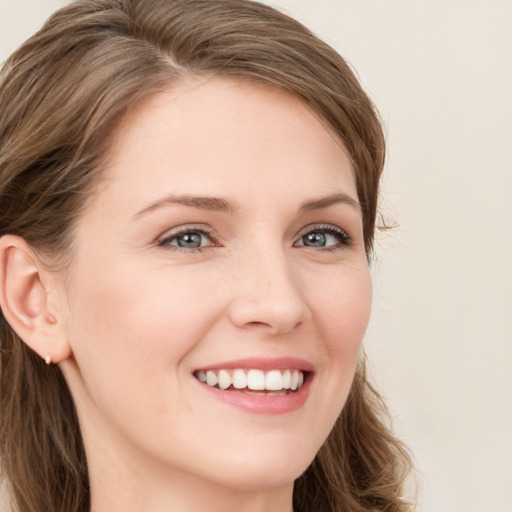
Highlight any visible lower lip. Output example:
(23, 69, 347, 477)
(195, 377, 312, 415)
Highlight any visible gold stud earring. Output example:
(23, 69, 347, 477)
(45, 355, 52, 365)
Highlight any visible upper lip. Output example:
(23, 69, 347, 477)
(195, 357, 314, 372)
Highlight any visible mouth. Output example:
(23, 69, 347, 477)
(192, 357, 314, 414)
(193, 368, 308, 395)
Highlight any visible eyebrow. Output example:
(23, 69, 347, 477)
(133, 195, 237, 219)
(299, 193, 361, 212)
(132, 191, 361, 220)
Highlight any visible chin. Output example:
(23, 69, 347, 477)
(197, 442, 318, 492)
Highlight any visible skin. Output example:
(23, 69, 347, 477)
(16, 78, 373, 512)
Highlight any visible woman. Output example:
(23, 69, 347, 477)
(0, 1, 412, 511)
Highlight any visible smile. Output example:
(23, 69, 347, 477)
(194, 368, 306, 393)
(192, 358, 313, 414)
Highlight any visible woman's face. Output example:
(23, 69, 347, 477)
(58, 77, 372, 492)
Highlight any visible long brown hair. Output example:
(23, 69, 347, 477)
(0, 1, 412, 511)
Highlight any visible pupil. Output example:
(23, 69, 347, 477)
(305, 232, 326, 247)
(178, 232, 202, 248)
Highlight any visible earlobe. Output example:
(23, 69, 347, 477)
(0, 235, 71, 364)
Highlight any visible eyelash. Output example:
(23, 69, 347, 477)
(157, 225, 217, 252)
(296, 224, 352, 251)
(157, 224, 351, 253)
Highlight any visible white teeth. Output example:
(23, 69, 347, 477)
(290, 370, 299, 391)
(247, 369, 265, 390)
(218, 369, 231, 390)
(232, 369, 247, 389)
(282, 370, 291, 389)
(265, 370, 283, 391)
(206, 370, 218, 387)
(197, 368, 306, 392)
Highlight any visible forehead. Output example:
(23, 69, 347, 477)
(93, 76, 356, 214)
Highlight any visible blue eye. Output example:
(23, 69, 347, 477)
(296, 226, 350, 249)
(159, 229, 213, 249)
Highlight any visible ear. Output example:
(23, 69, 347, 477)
(0, 235, 72, 364)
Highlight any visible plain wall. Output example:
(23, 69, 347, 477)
(1, 1, 511, 511)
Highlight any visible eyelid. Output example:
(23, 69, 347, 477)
(157, 224, 218, 248)
(155, 222, 351, 251)
(294, 223, 351, 248)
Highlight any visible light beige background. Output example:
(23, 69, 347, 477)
(1, 1, 511, 511)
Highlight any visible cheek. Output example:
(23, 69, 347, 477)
(63, 259, 222, 419)
(315, 263, 372, 354)
(68, 254, 213, 343)
(308, 264, 372, 428)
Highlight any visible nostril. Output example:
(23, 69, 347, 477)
(245, 319, 303, 334)
(247, 320, 281, 328)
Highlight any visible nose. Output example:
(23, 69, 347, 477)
(227, 247, 311, 336)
